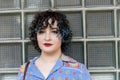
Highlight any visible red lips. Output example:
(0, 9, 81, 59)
(44, 43, 53, 47)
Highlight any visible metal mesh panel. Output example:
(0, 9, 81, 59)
(91, 73, 115, 80)
(25, 43, 40, 61)
(0, 0, 20, 9)
(118, 10, 120, 37)
(24, 0, 50, 9)
(55, 0, 81, 8)
(0, 43, 22, 68)
(119, 73, 120, 79)
(0, 73, 17, 80)
(0, 13, 21, 39)
(85, 0, 113, 6)
(87, 42, 115, 69)
(119, 41, 120, 68)
(64, 12, 83, 38)
(117, 0, 120, 5)
(86, 11, 114, 38)
(25, 13, 34, 38)
(65, 42, 84, 63)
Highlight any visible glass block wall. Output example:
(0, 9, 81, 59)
(0, 0, 120, 80)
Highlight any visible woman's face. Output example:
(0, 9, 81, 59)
(37, 19, 62, 54)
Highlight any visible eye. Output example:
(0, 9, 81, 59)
(52, 30, 59, 34)
(38, 30, 45, 34)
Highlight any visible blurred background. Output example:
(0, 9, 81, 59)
(0, 0, 120, 80)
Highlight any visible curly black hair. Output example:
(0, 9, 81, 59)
(29, 10, 72, 53)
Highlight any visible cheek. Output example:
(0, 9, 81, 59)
(55, 39, 62, 46)
(37, 36, 43, 44)
(53, 36, 62, 42)
(37, 34, 43, 40)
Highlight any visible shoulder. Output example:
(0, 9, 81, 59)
(61, 54, 91, 79)
(61, 54, 86, 71)
(19, 56, 38, 73)
(19, 62, 28, 74)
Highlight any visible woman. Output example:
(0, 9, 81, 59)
(17, 10, 91, 80)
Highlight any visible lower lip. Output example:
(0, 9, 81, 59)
(44, 44, 52, 47)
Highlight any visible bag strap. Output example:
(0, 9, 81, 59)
(23, 62, 30, 80)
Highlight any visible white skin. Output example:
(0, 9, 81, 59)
(35, 18, 62, 79)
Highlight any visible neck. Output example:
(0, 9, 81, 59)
(39, 50, 62, 63)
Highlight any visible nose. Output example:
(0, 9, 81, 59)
(44, 32, 51, 41)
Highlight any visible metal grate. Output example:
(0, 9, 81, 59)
(0, 0, 120, 79)
(85, 0, 113, 6)
(24, 0, 50, 9)
(91, 73, 115, 80)
(86, 11, 114, 38)
(0, 13, 21, 39)
(87, 42, 115, 69)
(65, 42, 84, 63)
(119, 41, 120, 68)
(25, 13, 35, 38)
(64, 12, 83, 38)
(0, 73, 17, 80)
(0, 0, 20, 9)
(25, 43, 40, 61)
(119, 73, 120, 79)
(117, 0, 120, 5)
(117, 10, 120, 37)
(54, 0, 81, 8)
(0, 43, 22, 68)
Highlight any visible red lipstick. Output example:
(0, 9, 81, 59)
(44, 43, 53, 47)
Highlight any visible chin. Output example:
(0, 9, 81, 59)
(41, 46, 61, 54)
(43, 49, 60, 54)
(42, 50, 55, 54)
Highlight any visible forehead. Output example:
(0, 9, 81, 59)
(43, 18, 58, 28)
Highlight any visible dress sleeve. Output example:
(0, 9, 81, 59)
(81, 64, 92, 80)
(17, 63, 27, 80)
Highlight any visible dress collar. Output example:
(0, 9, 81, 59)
(61, 54, 77, 63)
(29, 54, 77, 79)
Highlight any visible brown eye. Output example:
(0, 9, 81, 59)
(51, 28, 60, 34)
(38, 30, 44, 34)
(52, 31, 58, 34)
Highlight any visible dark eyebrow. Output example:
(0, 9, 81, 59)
(51, 27, 59, 30)
(51, 28, 57, 30)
